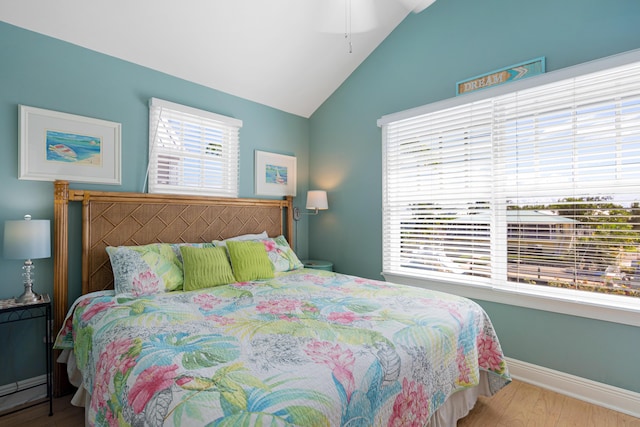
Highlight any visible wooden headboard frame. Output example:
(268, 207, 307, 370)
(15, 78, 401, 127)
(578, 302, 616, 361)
(52, 180, 293, 395)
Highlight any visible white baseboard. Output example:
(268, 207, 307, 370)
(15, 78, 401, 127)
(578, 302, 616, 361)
(0, 375, 47, 413)
(506, 357, 640, 419)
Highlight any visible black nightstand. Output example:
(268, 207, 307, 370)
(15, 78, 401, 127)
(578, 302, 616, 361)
(0, 295, 52, 416)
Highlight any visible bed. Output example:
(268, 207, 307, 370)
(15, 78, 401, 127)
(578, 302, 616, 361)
(51, 180, 510, 426)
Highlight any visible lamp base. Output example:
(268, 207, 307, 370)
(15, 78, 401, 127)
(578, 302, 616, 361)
(15, 259, 41, 304)
(15, 284, 40, 304)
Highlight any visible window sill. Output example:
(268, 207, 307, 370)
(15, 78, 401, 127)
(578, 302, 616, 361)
(382, 271, 640, 327)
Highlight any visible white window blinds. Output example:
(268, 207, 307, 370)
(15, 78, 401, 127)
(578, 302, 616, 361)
(148, 98, 241, 197)
(381, 53, 640, 299)
(382, 100, 495, 286)
(383, 101, 492, 286)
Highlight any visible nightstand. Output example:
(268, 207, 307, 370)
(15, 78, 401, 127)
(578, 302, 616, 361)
(0, 294, 52, 416)
(302, 259, 334, 272)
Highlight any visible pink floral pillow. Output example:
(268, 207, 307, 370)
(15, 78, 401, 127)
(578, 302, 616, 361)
(106, 244, 183, 296)
(260, 235, 303, 272)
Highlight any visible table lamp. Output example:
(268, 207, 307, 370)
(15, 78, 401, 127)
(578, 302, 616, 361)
(3, 215, 51, 303)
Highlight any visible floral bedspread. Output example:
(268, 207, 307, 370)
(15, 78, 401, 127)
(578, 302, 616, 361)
(55, 269, 510, 426)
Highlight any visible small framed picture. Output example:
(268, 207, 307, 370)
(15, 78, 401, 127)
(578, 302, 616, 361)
(255, 150, 296, 196)
(19, 105, 121, 185)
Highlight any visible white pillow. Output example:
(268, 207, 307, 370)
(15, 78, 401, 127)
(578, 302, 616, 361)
(212, 231, 268, 247)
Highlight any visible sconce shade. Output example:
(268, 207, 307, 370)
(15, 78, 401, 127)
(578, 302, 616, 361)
(306, 191, 329, 211)
(4, 217, 51, 260)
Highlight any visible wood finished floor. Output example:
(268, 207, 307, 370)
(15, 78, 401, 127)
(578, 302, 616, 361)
(0, 380, 638, 426)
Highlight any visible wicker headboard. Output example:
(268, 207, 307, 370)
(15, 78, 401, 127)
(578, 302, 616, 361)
(52, 180, 293, 394)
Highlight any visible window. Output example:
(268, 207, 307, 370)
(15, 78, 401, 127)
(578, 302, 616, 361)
(148, 98, 241, 197)
(379, 50, 640, 323)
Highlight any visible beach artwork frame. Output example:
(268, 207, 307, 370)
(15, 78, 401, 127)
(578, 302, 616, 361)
(255, 150, 296, 196)
(19, 105, 121, 185)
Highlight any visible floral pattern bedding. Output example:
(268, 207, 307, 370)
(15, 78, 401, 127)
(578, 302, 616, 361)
(55, 269, 510, 427)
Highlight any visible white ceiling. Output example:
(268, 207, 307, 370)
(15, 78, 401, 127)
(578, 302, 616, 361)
(1, 1, 433, 117)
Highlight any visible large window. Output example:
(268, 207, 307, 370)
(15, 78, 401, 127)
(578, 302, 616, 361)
(148, 98, 241, 197)
(379, 50, 640, 321)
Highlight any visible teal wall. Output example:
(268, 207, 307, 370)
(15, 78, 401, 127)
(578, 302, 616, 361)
(0, 21, 311, 386)
(309, 0, 640, 393)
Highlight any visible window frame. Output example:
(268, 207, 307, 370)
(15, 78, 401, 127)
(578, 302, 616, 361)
(147, 97, 242, 198)
(379, 49, 640, 327)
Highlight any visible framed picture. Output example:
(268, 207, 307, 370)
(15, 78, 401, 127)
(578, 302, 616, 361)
(255, 150, 296, 196)
(19, 105, 122, 185)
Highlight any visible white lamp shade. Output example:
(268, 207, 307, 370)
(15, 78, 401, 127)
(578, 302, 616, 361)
(306, 191, 329, 210)
(3, 218, 51, 260)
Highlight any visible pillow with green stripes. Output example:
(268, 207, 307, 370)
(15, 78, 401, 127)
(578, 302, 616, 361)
(180, 246, 236, 291)
(226, 240, 274, 282)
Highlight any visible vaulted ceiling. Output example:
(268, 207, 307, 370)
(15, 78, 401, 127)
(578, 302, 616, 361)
(1, 1, 435, 117)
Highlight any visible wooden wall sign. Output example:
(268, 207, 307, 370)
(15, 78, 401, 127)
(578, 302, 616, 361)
(456, 57, 545, 95)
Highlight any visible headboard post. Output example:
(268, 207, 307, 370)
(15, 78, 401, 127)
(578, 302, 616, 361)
(53, 180, 70, 396)
(286, 195, 294, 250)
(81, 193, 91, 295)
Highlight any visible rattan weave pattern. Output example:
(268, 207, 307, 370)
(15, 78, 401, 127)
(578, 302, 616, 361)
(86, 201, 283, 293)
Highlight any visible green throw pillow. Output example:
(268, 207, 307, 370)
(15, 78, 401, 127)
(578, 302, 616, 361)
(226, 240, 274, 282)
(180, 246, 236, 291)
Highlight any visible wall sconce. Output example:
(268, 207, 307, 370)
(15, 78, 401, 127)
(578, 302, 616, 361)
(293, 190, 329, 221)
(3, 215, 51, 303)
